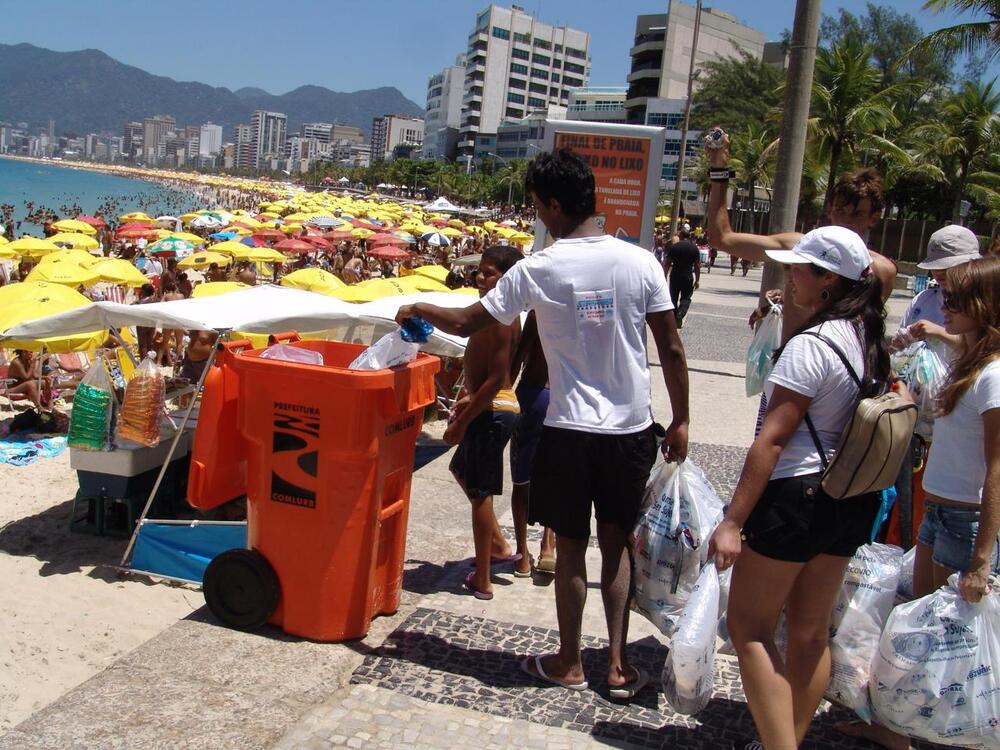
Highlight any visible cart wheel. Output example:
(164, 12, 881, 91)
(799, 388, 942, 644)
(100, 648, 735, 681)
(203, 549, 280, 631)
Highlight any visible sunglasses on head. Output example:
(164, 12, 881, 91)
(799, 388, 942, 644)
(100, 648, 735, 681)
(941, 291, 961, 313)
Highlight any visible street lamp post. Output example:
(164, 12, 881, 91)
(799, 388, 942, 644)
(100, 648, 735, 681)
(488, 152, 513, 206)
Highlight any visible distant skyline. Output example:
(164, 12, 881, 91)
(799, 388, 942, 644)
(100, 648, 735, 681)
(0, 0, 990, 105)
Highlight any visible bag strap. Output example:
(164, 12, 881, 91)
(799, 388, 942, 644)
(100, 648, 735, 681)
(804, 413, 829, 470)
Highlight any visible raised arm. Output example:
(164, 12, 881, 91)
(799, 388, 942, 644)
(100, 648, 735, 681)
(396, 301, 498, 338)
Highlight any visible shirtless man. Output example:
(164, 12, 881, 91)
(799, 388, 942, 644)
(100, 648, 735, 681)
(443, 244, 524, 600)
(509, 312, 557, 577)
(159, 281, 186, 365)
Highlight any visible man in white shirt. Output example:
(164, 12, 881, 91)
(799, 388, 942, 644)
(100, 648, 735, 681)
(396, 149, 689, 699)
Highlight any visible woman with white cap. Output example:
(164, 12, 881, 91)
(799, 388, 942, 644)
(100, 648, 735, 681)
(707, 225, 893, 750)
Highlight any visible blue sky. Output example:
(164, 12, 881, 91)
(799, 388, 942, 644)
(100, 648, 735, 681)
(0, 0, 988, 104)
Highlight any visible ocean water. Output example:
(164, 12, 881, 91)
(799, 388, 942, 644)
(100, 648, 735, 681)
(0, 157, 195, 237)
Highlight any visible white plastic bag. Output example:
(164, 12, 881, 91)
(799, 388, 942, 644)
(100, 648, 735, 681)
(633, 460, 726, 635)
(661, 564, 720, 716)
(349, 331, 419, 370)
(870, 575, 1000, 748)
(826, 543, 904, 720)
(260, 343, 324, 365)
(890, 341, 947, 440)
(896, 546, 916, 604)
(745, 303, 782, 397)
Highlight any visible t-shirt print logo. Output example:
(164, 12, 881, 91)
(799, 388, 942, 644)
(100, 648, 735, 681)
(575, 289, 615, 325)
(270, 402, 320, 509)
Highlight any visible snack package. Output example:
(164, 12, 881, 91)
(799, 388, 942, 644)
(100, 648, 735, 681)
(115, 351, 165, 447)
(67, 357, 115, 451)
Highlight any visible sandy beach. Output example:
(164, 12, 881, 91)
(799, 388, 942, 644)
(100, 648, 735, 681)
(0, 450, 201, 730)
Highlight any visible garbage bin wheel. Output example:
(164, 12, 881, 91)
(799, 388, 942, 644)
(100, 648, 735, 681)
(203, 549, 280, 631)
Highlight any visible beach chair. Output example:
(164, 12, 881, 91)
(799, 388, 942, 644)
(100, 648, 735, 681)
(0, 364, 33, 414)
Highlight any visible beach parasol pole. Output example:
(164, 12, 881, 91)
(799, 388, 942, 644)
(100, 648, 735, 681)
(119, 332, 227, 569)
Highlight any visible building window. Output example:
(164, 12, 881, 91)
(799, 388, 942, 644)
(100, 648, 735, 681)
(551, 73, 560, 83)
(508, 77, 526, 89)
(552, 59, 561, 68)
(506, 107, 524, 118)
(511, 47, 529, 60)
(531, 53, 550, 66)
(530, 68, 549, 79)
(549, 86, 560, 97)
(507, 92, 525, 104)
(510, 62, 528, 75)
(529, 82, 547, 94)
(492, 26, 510, 40)
(566, 46, 586, 59)
(648, 112, 685, 129)
(533, 38, 552, 50)
(528, 97, 546, 108)
(513, 31, 531, 44)
(563, 76, 583, 87)
(476, 10, 489, 30)
(564, 62, 585, 75)
(554, 44, 563, 53)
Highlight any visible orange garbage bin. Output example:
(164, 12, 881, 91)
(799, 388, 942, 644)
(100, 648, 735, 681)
(202, 337, 439, 641)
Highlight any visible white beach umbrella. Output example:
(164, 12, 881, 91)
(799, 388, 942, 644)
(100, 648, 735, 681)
(421, 231, 451, 247)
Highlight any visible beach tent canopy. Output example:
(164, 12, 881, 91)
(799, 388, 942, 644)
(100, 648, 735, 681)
(3, 284, 474, 357)
(424, 197, 464, 213)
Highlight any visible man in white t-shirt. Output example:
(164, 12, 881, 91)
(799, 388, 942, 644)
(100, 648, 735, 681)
(396, 148, 689, 699)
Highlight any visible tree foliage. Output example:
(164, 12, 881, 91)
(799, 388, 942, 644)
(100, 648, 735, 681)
(689, 50, 784, 132)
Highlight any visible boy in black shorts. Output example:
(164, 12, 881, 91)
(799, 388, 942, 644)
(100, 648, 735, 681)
(446, 245, 524, 600)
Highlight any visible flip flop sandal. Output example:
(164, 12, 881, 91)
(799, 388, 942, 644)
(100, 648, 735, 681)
(608, 667, 649, 700)
(536, 555, 556, 574)
(462, 570, 493, 600)
(520, 655, 588, 691)
(513, 555, 534, 578)
(490, 552, 522, 566)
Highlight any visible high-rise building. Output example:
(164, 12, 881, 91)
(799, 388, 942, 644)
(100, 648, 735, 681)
(370, 114, 424, 161)
(625, 3, 765, 125)
(234, 123, 252, 169)
(423, 54, 466, 161)
(142, 115, 176, 164)
(199, 122, 223, 156)
(566, 87, 628, 124)
(458, 4, 591, 157)
(249, 110, 287, 169)
(123, 121, 143, 161)
(301, 123, 364, 144)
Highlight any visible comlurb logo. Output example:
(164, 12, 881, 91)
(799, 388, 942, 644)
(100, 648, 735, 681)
(270, 402, 320, 509)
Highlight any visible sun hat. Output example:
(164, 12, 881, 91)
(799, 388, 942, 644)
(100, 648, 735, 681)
(765, 225, 872, 281)
(917, 225, 980, 271)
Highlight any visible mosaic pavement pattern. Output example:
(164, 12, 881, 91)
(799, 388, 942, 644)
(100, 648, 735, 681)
(346, 607, 903, 750)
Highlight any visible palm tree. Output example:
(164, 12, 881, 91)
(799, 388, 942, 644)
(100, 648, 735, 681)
(911, 79, 1000, 221)
(728, 124, 777, 233)
(809, 40, 912, 208)
(914, 0, 1000, 60)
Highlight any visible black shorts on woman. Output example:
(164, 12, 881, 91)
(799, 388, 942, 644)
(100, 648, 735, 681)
(741, 473, 882, 562)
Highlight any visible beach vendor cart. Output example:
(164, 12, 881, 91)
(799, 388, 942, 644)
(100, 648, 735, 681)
(3, 286, 471, 642)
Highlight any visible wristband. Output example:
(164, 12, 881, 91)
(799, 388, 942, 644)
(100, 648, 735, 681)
(710, 168, 734, 182)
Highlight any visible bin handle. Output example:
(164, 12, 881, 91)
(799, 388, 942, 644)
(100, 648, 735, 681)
(267, 331, 301, 345)
(222, 338, 254, 354)
(378, 498, 406, 522)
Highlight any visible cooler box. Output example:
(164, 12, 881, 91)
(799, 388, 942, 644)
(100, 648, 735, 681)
(208, 338, 438, 641)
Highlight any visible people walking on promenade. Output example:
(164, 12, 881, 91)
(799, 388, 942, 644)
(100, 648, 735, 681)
(394, 148, 690, 698)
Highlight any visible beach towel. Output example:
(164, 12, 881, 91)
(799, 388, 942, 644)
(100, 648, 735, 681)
(0, 434, 68, 466)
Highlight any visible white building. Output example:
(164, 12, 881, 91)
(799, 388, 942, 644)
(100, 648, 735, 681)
(199, 123, 223, 156)
(458, 4, 590, 157)
(250, 110, 287, 169)
(423, 54, 467, 161)
(566, 87, 627, 124)
(626, 3, 765, 125)
(370, 114, 424, 161)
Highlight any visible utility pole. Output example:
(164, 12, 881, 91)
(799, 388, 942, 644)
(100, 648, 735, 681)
(760, 0, 822, 327)
(669, 0, 703, 238)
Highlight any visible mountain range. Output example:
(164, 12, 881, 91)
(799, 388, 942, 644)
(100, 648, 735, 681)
(0, 43, 424, 139)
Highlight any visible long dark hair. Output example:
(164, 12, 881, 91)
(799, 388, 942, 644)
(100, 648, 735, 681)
(775, 267, 889, 396)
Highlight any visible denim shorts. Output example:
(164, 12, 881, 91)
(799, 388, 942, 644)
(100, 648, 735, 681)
(917, 501, 999, 573)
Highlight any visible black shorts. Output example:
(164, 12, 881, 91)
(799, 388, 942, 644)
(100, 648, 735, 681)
(449, 410, 518, 499)
(529, 425, 658, 540)
(742, 473, 882, 562)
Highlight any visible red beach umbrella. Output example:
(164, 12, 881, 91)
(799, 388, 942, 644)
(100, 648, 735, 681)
(303, 236, 332, 250)
(116, 228, 159, 239)
(274, 238, 315, 254)
(76, 214, 107, 227)
(324, 230, 354, 242)
(253, 229, 284, 241)
(367, 246, 412, 261)
(367, 233, 408, 247)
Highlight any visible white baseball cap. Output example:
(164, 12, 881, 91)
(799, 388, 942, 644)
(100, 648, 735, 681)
(765, 225, 872, 281)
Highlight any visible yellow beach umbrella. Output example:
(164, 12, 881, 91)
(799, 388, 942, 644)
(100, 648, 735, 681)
(88, 258, 148, 287)
(351, 227, 375, 239)
(38, 249, 97, 266)
(280, 223, 304, 235)
(118, 212, 154, 223)
(178, 251, 232, 270)
(441, 227, 464, 238)
(48, 232, 100, 251)
(244, 247, 288, 263)
(0, 246, 18, 260)
(191, 282, 249, 299)
(51, 218, 98, 235)
(26, 259, 100, 287)
(447, 218, 466, 229)
(208, 240, 253, 256)
(220, 225, 252, 236)
(167, 232, 205, 244)
(0, 281, 104, 352)
(410, 265, 450, 283)
(465, 225, 488, 235)
(8, 237, 61, 257)
(0, 236, 8, 245)
(280, 268, 346, 293)
(509, 232, 534, 243)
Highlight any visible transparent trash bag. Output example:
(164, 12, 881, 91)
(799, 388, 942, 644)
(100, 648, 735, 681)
(745, 303, 782, 397)
(67, 356, 115, 451)
(826, 543, 904, 720)
(633, 460, 726, 635)
(662, 564, 720, 716)
(115, 351, 165, 448)
(349, 316, 433, 371)
(870, 575, 1000, 748)
(260, 343, 324, 365)
(896, 546, 916, 604)
(890, 341, 947, 440)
